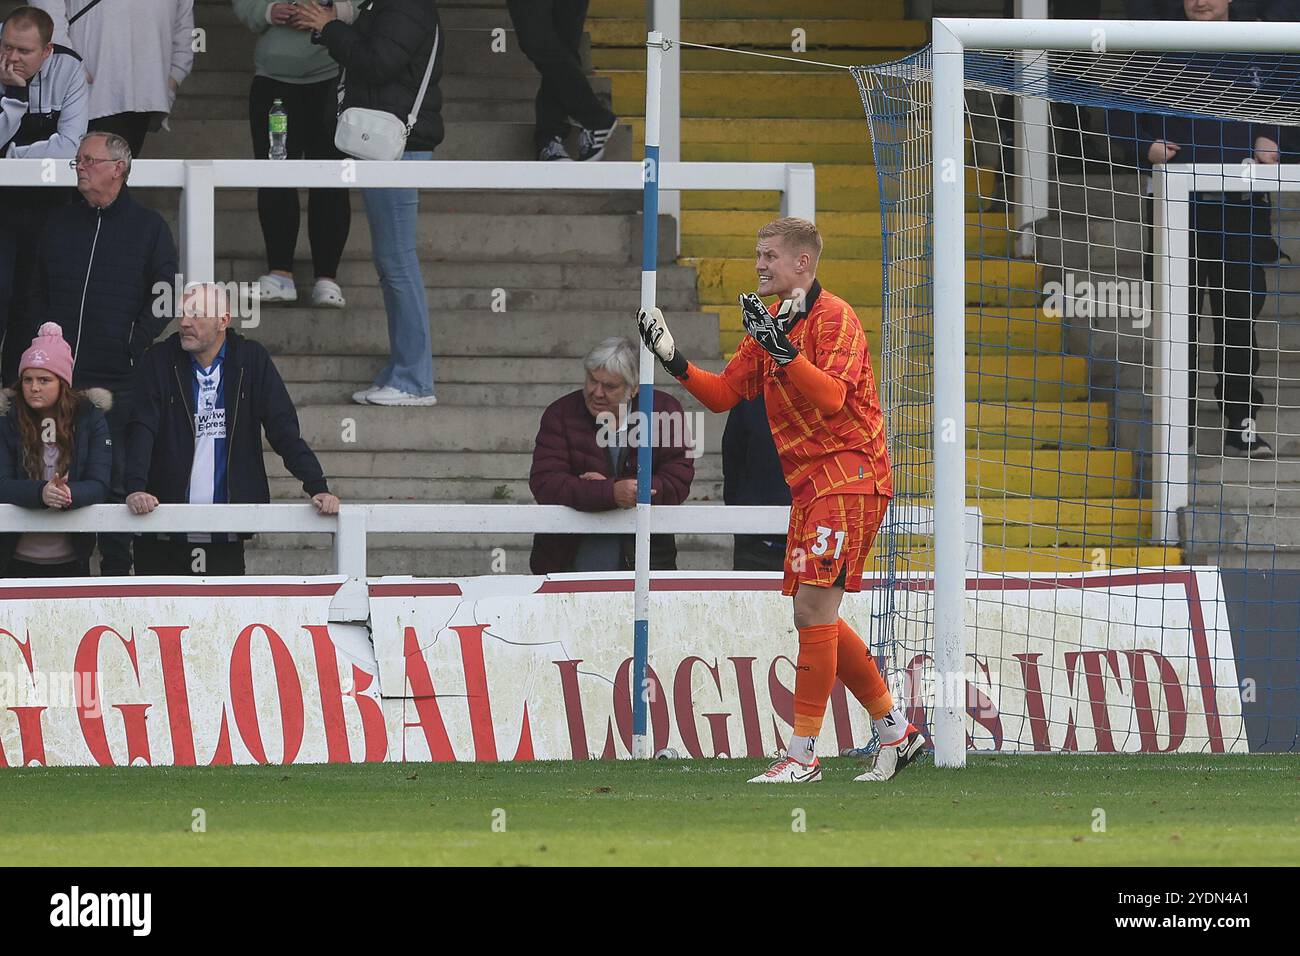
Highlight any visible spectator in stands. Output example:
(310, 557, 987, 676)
(0, 6, 86, 394)
(234, 0, 356, 309)
(506, 0, 619, 162)
(722, 394, 790, 572)
(529, 337, 694, 573)
(34, 0, 194, 158)
(0, 322, 112, 577)
(1137, 0, 1281, 458)
(22, 130, 178, 572)
(125, 283, 340, 575)
(293, 0, 443, 407)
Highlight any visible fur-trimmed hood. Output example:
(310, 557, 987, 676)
(0, 387, 113, 417)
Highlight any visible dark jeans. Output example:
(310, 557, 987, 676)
(0, 200, 60, 387)
(88, 112, 152, 158)
(134, 537, 246, 576)
(1189, 216, 1268, 431)
(94, 385, 134, 575)
(506, 0, 616, 150)
(248, 75, 351, 278)
(7, 558, 89, 578)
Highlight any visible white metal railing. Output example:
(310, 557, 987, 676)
(0, 501, 982, 619)
(0, 158, 815, 283)
(1151, 162, 1300, 542)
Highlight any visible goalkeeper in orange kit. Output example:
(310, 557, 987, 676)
(637, 218, 924, 783)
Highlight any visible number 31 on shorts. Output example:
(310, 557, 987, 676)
(811, 525, 845, 558)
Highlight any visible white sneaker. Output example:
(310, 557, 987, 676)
(253, 273, 297, 303)
(311, 278, 346, 309)
(746, 751, 821, 784)
(352, 386, 381, 405)
(853, 725, 926, 782)
(366, 386, 437, 407)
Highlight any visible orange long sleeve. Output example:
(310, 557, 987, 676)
(677, 361, 743, 413)
(784, 354, 848, 415)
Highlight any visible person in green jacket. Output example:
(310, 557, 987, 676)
(232, 0, 357, 309)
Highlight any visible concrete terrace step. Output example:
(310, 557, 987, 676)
(271, 354, 727, 385)
(283, 377, 714, 409)
(591, 48, 910, 72)
(290, 404, 714, 454)
(206, 210, 675, 262)
(609, 72, 867, 120)
(243, 309, 721, 358)
(213, 258, 699, 292)
(896, 450, 1137, 498)
(251, 283, 696, 313)
(590, 0, 904, 16)
(157, 187, 644, 217)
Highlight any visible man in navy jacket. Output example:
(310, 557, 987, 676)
(125, 284, 339, 575)
(17, 129, 178, 571)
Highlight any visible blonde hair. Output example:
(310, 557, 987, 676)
(757, 217, 823, 264)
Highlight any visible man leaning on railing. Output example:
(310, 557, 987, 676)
(123, 282, 340, 576)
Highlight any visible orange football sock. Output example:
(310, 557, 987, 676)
(836, 618, 893, 719)
(792, 623, 839, 736)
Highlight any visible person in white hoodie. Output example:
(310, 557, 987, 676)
(33, 0, 193, 157)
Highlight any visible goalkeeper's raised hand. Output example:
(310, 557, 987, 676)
(739, 293, 799, 365)
(637, 307, 689, 378)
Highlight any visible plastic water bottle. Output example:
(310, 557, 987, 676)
(269, 99, 288, 160)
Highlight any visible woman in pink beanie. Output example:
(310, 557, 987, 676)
(0, 323, 114, 577)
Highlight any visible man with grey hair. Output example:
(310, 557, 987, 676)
(15, 128, 177, 573)
(529, 336, 695, 573)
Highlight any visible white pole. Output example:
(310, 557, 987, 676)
(930, 20, 968, 769)
(632, 31, 665, 761)
(1012, 0, 1050, 258)
(651, 0, 680, 254)
(1151, 168, 1191, 544)
(181, 160, 216, 282)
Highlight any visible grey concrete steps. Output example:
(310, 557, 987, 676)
(144, 187, 645, 217)
(283, 377, 711, 408)
(243, 309, 720, 358)
(201, 209, 672, 261)
(262, 449, 723, 479)
(173, 96, 552, 124)
(270, 283, 697, 312)
(271, 353, 725, 384)
(177, 71, 581, 103)
(290, 403, 718, 453)
(213, 257, 698, 290)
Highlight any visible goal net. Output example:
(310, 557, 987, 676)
(853, 22, 1300, 758)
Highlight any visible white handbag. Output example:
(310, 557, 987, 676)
(334, 25, 439, 161)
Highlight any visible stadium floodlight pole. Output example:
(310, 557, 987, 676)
(631, 30, 666, 761)
(930, 19, 967, 770)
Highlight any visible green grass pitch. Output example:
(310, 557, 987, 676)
(2, 755, 1296, 866)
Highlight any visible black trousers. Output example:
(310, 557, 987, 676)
(1188, 219, 1268, 431)
(248, 75, 351, 278)
(88, 112, 153, 158)
(134, 537, 247, 576)
(6, 558, 89, 578)
(506, 0, 616, 149)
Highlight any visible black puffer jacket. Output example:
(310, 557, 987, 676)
(27, 185, 179, 391)
(319, 0, 444, 152)
(0, 387, 113, 573)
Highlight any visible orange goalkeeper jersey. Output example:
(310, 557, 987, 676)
(721, 281, 893, 506)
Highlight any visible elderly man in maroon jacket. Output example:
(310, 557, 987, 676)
(530, 337, 696, 573)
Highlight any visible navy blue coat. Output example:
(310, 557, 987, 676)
(126, 331, 329, 518)
(28, 184, 178, 391)
(0, 388, 113, 572)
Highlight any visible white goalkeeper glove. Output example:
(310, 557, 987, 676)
(637, 307, 689, 378)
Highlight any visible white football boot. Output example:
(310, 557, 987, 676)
(747, 751, 822, 784)
(853, 725, 926, 782)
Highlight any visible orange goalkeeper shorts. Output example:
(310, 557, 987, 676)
(782, 493, 890, 596)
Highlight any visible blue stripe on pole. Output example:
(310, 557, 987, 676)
(641, 144, 660, 273)
(632, 617, 649, 740)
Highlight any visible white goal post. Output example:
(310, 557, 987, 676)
(930, 18, 1300, 768)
